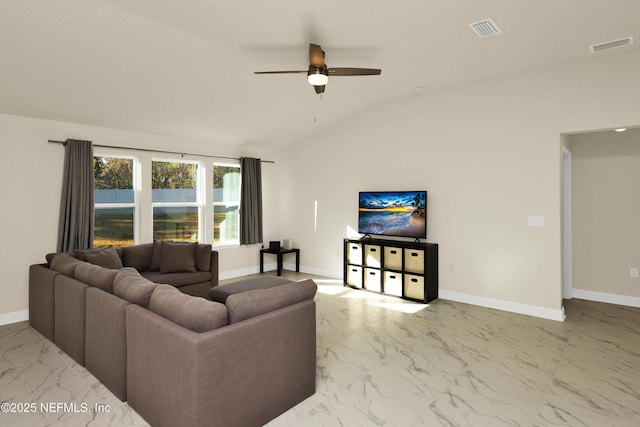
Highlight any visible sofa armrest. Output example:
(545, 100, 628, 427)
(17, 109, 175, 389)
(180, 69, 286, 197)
(126, 299, 315, 427)
(29, 264, 58, 341)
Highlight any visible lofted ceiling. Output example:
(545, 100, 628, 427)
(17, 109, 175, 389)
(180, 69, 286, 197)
(0, 0, 639, 148)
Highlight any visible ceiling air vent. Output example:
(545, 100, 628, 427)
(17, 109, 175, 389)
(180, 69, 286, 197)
(590, 36, 633, 53)
(469, 18, 502, 38)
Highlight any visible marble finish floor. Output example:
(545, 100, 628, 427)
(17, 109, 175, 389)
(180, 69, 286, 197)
(2, 272, 640, 426)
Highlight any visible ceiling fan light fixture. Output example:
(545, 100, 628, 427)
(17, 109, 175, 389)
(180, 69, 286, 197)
(308, 70, 328, 86)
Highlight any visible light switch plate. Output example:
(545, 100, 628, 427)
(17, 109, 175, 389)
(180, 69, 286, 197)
(528, 216, 544, 227)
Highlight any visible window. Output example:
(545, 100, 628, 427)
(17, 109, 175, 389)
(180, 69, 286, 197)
(152, 160, 200, 241)
(213, 164, 240, 244)
(93, 156, 136, 247)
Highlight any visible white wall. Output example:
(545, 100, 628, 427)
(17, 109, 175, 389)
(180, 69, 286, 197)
(0, 114, 281, 320)
(279, 49, 640, 320)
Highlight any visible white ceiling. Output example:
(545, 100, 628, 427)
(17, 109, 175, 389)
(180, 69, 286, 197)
(1, 0, 639, 148)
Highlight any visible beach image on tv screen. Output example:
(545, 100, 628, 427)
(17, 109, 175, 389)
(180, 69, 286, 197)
(358, 191, 426, 238)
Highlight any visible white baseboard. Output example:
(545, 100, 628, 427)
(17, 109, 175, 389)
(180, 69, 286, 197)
(219, 265, 265, 280)
(439, 290, 566, 322)
(571, 288, 640, 308)
(0, 309, 29, 326)
(293, 264, 342, 279)
(219, 263, 342, 281)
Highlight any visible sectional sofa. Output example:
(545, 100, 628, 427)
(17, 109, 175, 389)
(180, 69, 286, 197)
(28, 243, 317, 427)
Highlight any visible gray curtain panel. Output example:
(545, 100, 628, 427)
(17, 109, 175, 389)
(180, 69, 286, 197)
(240, 157, 263, 245)
(57, 139, 94, 252)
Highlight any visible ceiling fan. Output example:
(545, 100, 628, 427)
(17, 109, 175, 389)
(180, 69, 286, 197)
(254, 43, 381, 94)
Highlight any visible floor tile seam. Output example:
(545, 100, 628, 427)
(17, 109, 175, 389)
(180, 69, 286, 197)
(0, 390, 52, 427)
(532, 379, 638, 426)
(2, 388, 38, 404)
(14, 358, 87, 397)
(532, 332, 621, 426)
(419, 381, 545, 426)
(0, 367, 34, 402)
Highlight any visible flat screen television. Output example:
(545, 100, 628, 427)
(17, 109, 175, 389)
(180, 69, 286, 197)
(358, 191, 427, 239)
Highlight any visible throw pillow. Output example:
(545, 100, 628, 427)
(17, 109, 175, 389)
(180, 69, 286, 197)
(160, 241, 197, 273)
(194, 243, 212, 272)
(148, 240, 165, 271)
(72, 246, 107, 261)
(122, 243, 154, 271)
(85, 246, 124, 269)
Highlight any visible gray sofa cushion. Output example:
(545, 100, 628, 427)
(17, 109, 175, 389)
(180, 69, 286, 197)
(50, 252, 85, 277)
(225, 279, 317, 324)
(74, 262, 118, 293)
(122, 243, 154, 272)
(85, 246, 124, 269)
(113, 268, 159, 308)
(149, 284, 228, 332)
(160, 241, 197, 273)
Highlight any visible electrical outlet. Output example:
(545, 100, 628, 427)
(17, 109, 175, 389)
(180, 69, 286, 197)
(631, 268, 639, 278)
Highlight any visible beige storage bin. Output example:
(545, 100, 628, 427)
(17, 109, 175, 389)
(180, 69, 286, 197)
(383, 271, 402, 296)
(347, 266, 363, 288)
(364, 268, 382, 292)
(404, 248, 425, 273)
(383, 247, 402, 270)
(364, 245, 381, 267)
(347, 242, 363, 265)
(404, 274, 425, 300)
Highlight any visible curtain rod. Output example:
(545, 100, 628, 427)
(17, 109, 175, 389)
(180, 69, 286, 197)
(47, 140, 275, 164)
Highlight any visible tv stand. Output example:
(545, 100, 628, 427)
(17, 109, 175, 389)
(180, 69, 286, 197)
(343, 238, 438, 303)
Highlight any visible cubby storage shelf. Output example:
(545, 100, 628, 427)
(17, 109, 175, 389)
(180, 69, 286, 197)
(343, 238, 438, 303)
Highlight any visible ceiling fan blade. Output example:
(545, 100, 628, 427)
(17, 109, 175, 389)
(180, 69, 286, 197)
(309, 43, 325, 67)
(254, 70, 307, 74)
(328, 67, 381, 76)
(314, 85, 325, 94)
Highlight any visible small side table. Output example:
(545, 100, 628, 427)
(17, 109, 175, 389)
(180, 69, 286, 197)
(260, 248, 300, 276)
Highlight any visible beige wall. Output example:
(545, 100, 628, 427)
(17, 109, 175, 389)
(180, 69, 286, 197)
(2, 49, 640, 322)
(279, 49, 640, 320)
(0, 114, 281, 319)
(570, 128, 640, 299)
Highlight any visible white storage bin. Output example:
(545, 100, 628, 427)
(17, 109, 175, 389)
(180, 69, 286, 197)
(364, 245, 381, 267)
(383, 271, 402, 296)
(364, 268, 382, 292)
(347, 242, 363, 265)
(404, 274, 425, 300)
(384, 247, 402, 270)
(404, 248, 425, 273)
(347, 266, 363, 288)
